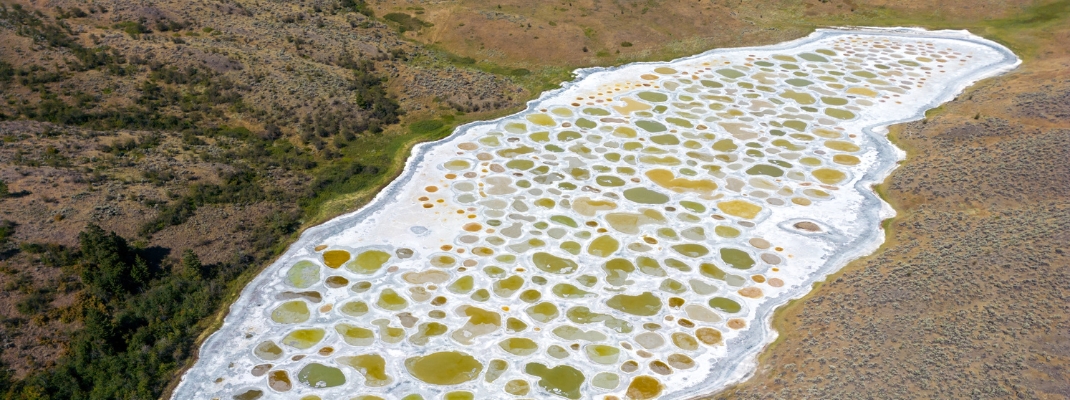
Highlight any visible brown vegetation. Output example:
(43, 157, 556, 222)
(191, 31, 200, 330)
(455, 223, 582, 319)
(367, 0, 1036, 67)
(0, 0, 524, 387)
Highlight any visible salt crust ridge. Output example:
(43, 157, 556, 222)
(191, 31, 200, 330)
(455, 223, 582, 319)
(173, 27, 1020, 399)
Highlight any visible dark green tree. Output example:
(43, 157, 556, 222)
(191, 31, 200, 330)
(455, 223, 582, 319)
(180, 249, 203, 280)
(78, 224, 145, 299)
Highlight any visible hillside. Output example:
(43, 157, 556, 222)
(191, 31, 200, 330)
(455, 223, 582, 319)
(0, 0, 527, 396)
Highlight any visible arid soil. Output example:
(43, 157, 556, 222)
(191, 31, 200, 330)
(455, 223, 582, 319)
(367, 0, 1035, 67)
(0, 0, 525, 380)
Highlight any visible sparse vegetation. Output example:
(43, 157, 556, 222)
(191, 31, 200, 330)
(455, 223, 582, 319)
(112, 21, 148, 39)
(0, 0, 523, 396)
(408, 118, 446, 134)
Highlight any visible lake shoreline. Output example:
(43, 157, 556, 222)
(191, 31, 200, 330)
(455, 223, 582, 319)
(174, 27, 1020, 399)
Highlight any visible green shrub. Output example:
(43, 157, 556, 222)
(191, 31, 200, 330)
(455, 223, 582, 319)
(113, 21, 149, 39)
(448, 54, 477, 65)
(340, 0, 375, 17)
(383, 13, 432, 33)
(0, 61, 13, 83)
(16, 291, 52, 315)
(0, 220, 14, 246)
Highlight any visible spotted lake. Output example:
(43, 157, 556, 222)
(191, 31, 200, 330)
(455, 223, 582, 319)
(173, 28, 1018, 400)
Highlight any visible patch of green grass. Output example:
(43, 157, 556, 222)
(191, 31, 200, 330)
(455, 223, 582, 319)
(923, 104, 947, 120)
(113, 21, 148, 39)
(339, 0, 375, 17)
(421, 45, 571, 95)
(409, 118, 446, 134)
(384, 12, 433, 33)
(989, 0, 1070, 27)
(304, 104, 523, 224)
(447, 54, 477, 65)
(788, 0, 1070, 60)
(299, 118, 452, 223)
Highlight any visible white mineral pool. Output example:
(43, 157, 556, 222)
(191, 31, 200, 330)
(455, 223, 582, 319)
(173, 28, 1018, 400)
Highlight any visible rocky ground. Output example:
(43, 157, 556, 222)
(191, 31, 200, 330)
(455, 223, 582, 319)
(1, 0, 526, 123)
(0, 0, 526, 381)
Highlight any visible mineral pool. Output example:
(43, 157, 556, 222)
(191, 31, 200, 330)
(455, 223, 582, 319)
(174, 28, 1018, 400)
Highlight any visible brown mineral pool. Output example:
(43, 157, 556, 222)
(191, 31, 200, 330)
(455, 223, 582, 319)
(281, 328, 325, 349)
(708, 297, 743, 313)
(794, 221, 823, 232)
(524, 362, 585, 399)
(270, 301, 310, 324)
(606, 292, 663, 316)
(337, 354, 392, 387)
(297, 363, 345, 388)
(720, 248, 756, 269)
(717, 199, 763, 219)
(404, 351, 484, 385)
(348, 250, 391, 274)
(626, 375, 664, 399)
(321, 250, 350, 269)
